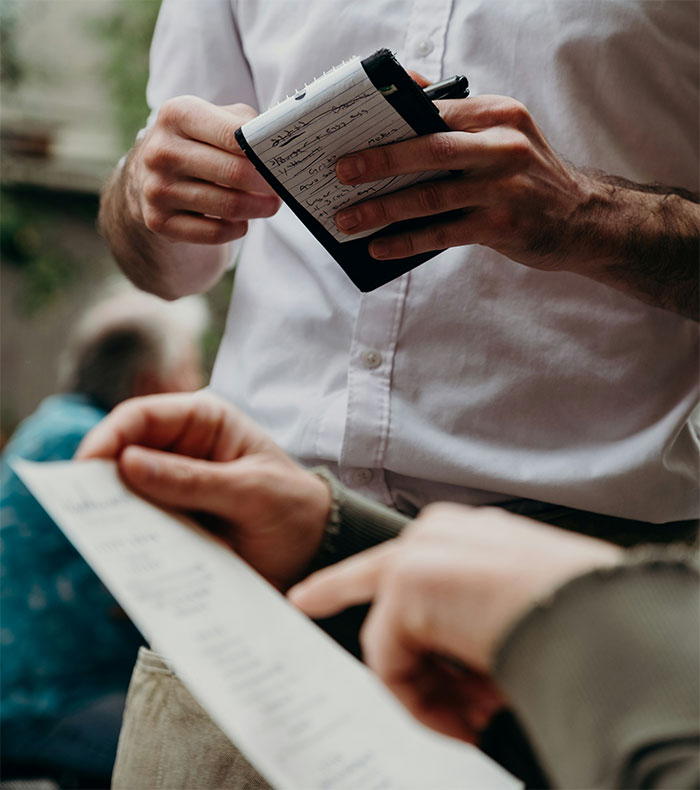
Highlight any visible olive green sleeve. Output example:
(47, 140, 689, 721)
(308, 467, 411, 570)
(493, 551, 700, 789)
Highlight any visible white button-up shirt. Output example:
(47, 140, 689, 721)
(147, 0, 699, 521)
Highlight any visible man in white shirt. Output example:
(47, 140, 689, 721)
(96, 4, 698, 782)
(100, 0, 698, 529)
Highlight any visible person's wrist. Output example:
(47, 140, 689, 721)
(554, 170, 613, 277)
(304, 469, 333, 533)
(122, 143, 148, 227)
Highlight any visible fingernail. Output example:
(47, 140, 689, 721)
(335, 208, 360, 231)
(369, 239, 391, 259)
(336, 155, 365, 183)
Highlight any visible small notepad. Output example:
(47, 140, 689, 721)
(236, 50, 460, 292)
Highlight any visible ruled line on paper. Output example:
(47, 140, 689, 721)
(242, 57, 445, 243)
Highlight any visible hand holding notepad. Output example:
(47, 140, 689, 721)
(236, 49, 468, 291)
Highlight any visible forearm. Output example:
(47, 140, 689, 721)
(565, 173, 699, 321)
(98, 145, 229, 300)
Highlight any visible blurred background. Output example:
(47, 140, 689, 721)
(1, 0, 232, 445)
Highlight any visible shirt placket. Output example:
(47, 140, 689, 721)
(338, 276, 409, 505)
(402, 0, 454, 82)
(336, 0, 452, 503)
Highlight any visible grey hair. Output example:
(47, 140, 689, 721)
(58, 282, 209, 412)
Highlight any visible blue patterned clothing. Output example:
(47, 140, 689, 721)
(0, 395, 143, 743)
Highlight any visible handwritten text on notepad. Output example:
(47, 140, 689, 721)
(241, 58, 444, 242)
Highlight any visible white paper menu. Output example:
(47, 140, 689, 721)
(14, 459, 519, 790)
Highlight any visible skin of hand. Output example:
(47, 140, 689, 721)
(289, 502, 622, 742)
(333, 95, 699, 319)
(99, 96, 282, 299)
(75, 391, 330, 591)
(129, 96, 281, 246)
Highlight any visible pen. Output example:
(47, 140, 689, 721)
(423, 75, 470, 101)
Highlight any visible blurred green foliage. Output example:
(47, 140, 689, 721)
(0, 189, 98, 314)
(93, 1, 161, 150)
(0, 0, 22, 86)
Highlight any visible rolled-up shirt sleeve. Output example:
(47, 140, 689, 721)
(146, 0, 257, 122)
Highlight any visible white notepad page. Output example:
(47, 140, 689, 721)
(241, 57, 445, 242)
(14, 459, 519, 790)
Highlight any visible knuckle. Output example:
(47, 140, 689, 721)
(216, 190, 241, 219)
(401, 233, 416, 256)
(374, 144, 396, 174)
(427, 132, 458, 165)
(169, 462, 202, 495)
(368, 198, 390, 225)
(142, 175, 170, 206)
(219, 156, 243, 186)
(502, 99, 532, 130)
(419, 502, 453, 521)
(142, 205, 168, 234)
(228, 102, 257, 123)
(157, 96, 190, 128)
(487, 206, 516, 236)
(417, 181, 445, 214)
(506, 134, 532, 166)
(141, 137, 178, 172)
(218, 123, 240, 152)
(430, 222, 451, 249)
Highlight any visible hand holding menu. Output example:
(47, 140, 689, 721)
(236, 50, 468, 292)
(14, 459, 518, 790)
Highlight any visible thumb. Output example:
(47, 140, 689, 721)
(119, 445, 236, 519)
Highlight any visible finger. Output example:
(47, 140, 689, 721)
(335, 175, 492, 234)
(335, 126, 525, 185)
(158, 96, 257, 155)
(118, 446, 239, 519)
(165, 142, 278, 195)
(358, 593, 479, 740)
(75, 392, 229, 461)
(407, 71, 430, 88)
(435, 94, 536, 134)
(150, 179, 280, 221)
(287, 541, 398, 618)
(143, 211, 249, 245)
(368, 210, 486, 259)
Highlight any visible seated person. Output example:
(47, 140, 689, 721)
(76, 391, 699, 789)
(0, 284, 208, 789)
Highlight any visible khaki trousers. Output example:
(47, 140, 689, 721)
(112, 647, 268, 790)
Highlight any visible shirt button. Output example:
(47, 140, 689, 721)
(361, 349, 382, 370)
(352, 468, 373, 486)
(415, 39, 434, 57)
